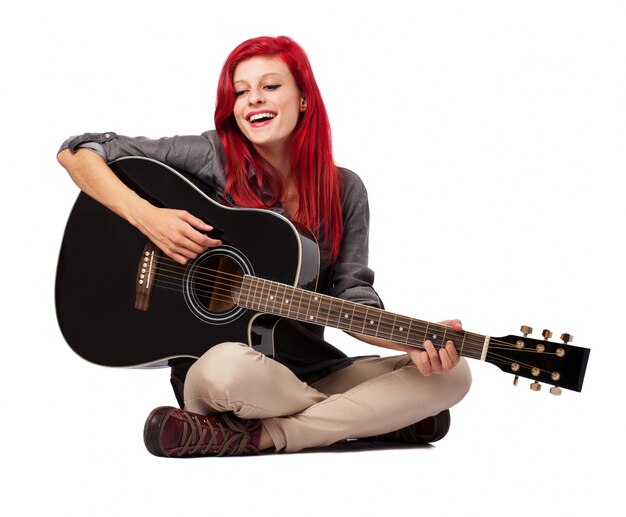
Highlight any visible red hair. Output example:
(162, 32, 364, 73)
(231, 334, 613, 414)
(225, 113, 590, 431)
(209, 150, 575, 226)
(214, 36, 343, 262)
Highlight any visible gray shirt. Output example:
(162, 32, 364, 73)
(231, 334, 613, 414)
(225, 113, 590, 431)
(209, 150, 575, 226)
(61, 130, 384, 309)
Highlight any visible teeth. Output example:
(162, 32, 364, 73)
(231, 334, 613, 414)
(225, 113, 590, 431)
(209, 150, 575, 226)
(249, 113, 276, 122)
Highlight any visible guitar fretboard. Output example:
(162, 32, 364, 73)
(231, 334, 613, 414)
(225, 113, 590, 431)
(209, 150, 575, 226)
(237, 275, 488, 360)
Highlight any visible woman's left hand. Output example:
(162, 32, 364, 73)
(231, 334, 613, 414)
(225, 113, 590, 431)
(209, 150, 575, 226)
(405, 319, 462, 376)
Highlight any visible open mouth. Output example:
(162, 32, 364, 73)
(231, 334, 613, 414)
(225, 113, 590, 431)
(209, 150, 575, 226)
(247, 112, 276, 124)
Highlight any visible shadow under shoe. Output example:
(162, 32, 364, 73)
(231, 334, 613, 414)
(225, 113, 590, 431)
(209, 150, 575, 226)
(144, 406, 262, 457)
(364, 409, 451, 445)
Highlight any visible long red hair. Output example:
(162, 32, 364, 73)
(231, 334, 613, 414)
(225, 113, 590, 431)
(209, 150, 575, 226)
(214, 36, 343, 262)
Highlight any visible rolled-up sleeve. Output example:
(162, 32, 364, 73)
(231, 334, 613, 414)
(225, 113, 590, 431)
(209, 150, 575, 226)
(58, 130, 227, 189)
(328, 169, 384, 309)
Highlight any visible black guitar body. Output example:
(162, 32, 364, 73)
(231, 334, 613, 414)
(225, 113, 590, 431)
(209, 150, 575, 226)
(55, 157, 322, 367)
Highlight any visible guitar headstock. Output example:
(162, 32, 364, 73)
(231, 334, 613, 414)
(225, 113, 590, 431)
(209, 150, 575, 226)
(486, 326, 590, 394)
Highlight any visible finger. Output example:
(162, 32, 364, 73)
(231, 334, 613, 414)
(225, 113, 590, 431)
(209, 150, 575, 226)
(439, 319, 463, 331)
(182, 211, 214, 233)
(170, 251, 191, 265)
(423, 340, 442, 374)
(187, 233, 223, 252)
(182, 225, 222, 250)
(445, 340, 460, 366)
(417, 350, 432, 376)
(439, 341, 455, 370)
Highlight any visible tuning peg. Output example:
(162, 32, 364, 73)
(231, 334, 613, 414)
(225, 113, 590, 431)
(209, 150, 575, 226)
(542, 329, 553, 340)
(520, 325, 533, 336)
(530, 381, 542, 392)
(550, 386, 562, 396)
(560, 333, 573, 344)
(513, 375, 519, 386)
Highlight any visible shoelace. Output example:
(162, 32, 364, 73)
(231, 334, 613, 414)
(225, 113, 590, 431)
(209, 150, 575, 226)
(177, 412, 255, 456)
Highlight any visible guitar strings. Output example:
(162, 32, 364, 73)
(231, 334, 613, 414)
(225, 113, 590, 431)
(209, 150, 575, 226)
(145, 269, 558, 376)
(149, 254, 536, 352)
(144, 254, 557, 367)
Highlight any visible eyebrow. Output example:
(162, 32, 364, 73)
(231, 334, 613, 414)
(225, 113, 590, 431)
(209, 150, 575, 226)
(233, 72, 284, 85)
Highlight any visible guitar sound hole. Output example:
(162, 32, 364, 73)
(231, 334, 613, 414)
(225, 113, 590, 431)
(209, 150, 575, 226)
(183, 246, 252, 324)
(193, 254, 243, 313)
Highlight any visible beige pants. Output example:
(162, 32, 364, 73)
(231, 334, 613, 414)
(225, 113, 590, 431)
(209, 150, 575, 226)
(184, 342, 472, 452)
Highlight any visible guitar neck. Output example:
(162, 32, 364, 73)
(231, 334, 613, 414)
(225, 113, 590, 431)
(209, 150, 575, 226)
(237, 275, 489, 361)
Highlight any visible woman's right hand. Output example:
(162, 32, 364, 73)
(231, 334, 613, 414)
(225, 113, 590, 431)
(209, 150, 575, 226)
(133, 204, 222, 264)
(58, 148, 221, 265)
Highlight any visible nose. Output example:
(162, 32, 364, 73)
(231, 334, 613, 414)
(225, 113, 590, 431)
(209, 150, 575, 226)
(248, 88, 265, 105)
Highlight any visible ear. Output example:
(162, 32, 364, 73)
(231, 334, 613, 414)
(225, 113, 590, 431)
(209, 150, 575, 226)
(300, 96, 307, 112)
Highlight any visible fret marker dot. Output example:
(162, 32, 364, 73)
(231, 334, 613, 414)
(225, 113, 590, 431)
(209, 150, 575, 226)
(269, 295, 274, 300)
(344, 314, 349, 319)
(399, 327, 404, 331)
(309, 316, 314, 320)
(314, 296, 319, 301)
(284, 299, 290, 304)
(370, 320, 375, 325)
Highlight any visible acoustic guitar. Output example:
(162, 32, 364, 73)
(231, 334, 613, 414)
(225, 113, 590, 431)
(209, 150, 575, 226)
(55, 157, 590, 394)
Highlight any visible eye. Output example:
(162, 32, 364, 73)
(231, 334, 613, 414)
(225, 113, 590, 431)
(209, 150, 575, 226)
(264, 84, 281, 91)
(234, 89, 247, 97)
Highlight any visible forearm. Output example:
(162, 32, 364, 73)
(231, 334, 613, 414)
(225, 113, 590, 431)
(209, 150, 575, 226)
(348, 332, 406, 352)
(57, 147, 152, 228)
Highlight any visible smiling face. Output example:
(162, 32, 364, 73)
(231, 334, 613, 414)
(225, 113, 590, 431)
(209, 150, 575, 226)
(233, 56, 305, 157)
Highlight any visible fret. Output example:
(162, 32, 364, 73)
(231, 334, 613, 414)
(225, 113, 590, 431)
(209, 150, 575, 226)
(256, 280, 270, 312)
(287, 284, 297, 317)
(293, 283, 305, 320)
(264, 282, 278, 314)
(252, 276, 262, 311)
(276, 284, 289, 316)
(320, 295, 334, 326)
(423, 323, 447, 348)
(440, 326, 448, 350)
(358, 306, 368, 334)
(390, 314, 412, 344)
(259, 278, 271, 312)
(405, 318, 414, 345)
(237, 276, 247, 306)
(263, 279, 276, 312)
(330, 297, 343, 329)
(241, 275, 255, 309)
(302, 291, 313, 323)
(361, 306, 381, 337)
(389, 313, 398, 341)
(337, 300, 354, 332)
(421, 322, 430, 346)
(262, 279, 274, 312)
(326, 297, 344, 328)
(303, 292, 323, 324)
(377, 311, 395, 341)
(351, 303, 368, 332)
(346, 301, 360, 332)
(275, 282, 286, 314)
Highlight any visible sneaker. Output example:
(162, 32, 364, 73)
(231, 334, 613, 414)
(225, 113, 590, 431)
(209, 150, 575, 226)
(143, 406, 262, 457)
(366, 410, 451, 444)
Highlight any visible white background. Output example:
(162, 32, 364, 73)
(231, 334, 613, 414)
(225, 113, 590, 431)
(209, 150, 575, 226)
(2, 1, 624, 515)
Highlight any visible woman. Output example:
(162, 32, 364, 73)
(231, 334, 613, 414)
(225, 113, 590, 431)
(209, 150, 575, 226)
(57, 36, 472, 456)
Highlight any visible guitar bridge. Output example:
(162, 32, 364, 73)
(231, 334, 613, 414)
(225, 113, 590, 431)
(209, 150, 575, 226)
(135, 241, 160, 311)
